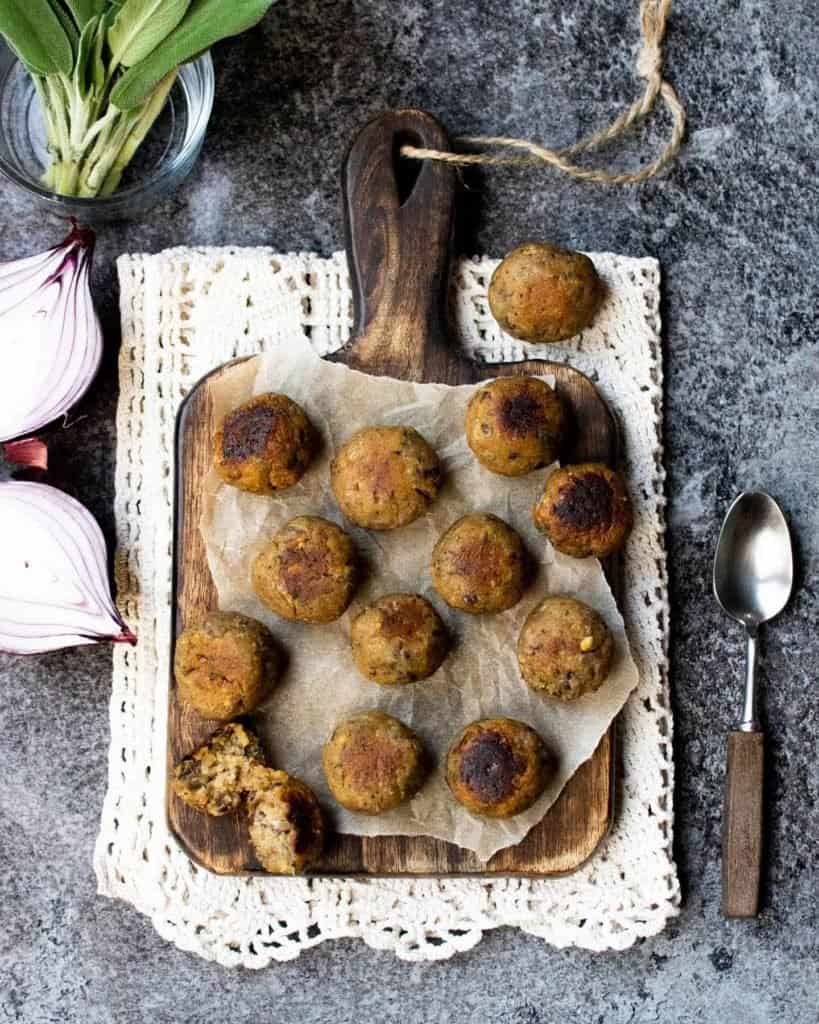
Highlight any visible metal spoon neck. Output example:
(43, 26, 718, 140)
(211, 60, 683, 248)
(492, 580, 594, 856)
(739, 628, 760, 732)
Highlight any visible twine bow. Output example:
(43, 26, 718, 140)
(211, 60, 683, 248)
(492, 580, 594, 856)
(402, 0, 686, 186)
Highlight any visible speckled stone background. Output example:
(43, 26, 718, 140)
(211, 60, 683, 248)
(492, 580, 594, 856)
(1, 1, 817, 1021)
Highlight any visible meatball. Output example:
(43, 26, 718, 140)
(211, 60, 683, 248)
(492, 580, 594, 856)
(172, 723, 271, 816)
(488, 242, 603, 344)
(330, 425, 441, 530)
(247, 768, 325, 875)
(351, 593, 449, 685)
(533, 462, 633, 558)
(174, 611, 280, 720)
(517, 595, 614, 700)
(252, 515, 357, 623)
(465, 376, 566, 476)
(322, 710, 428, 814)
(431, 513, 527, 614)
(446, 718, 553, 818)
(213, 393, 317, 495)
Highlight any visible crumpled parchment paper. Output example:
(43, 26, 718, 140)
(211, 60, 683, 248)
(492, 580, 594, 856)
(200, 340, 638, 860)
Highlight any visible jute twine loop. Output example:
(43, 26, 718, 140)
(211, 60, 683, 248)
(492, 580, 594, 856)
(401, 0, 686, 186)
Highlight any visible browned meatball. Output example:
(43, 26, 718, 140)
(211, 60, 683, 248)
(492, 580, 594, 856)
(533, 462, 633, 558)
(488, 242, 604, 344)
(174, 611, 280, 720)
(517, 595, 614, 700)
(330, 425, 441, 530)
(431, 513, 527, 614)
(351, 593, 449, 685)
(213, 393, 317, 495)
(252, 515, 357, 623)
(465, 376, 566, 476)
(322, 710, 428, 814)
(172, 723, 270, 816)
(247, 768, 325, 875)
(446, 718, 553, 818)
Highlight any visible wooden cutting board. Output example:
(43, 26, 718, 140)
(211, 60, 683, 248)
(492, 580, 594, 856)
(170, 109, 618, 876)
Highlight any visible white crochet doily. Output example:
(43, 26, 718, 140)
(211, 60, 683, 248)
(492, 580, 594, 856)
(96, 247, 677, 965)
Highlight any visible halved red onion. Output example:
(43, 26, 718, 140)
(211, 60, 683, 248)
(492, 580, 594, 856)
(0, 222, 103, 443)
(0, 481, 135, 654)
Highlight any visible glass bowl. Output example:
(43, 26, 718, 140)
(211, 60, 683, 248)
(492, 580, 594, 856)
(0, 43, 214, 221)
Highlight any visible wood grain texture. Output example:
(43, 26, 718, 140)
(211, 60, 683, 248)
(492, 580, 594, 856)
(722, 730, 764, 918)
(169, 109, 620, 876)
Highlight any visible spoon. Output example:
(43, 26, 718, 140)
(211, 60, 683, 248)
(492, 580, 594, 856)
(713, 491, 793, 918)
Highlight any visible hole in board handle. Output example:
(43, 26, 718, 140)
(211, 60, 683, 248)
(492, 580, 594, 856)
(392, 130, 424, 206)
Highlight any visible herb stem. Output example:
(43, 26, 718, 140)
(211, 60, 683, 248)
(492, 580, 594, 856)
(79, 106, 142, 196)
(99, 69, 177, 196)
(44, 75, 72, 160)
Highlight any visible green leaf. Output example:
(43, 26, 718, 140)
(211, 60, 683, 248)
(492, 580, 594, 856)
(73, 13, 99, 96)
(62, 0, 107, 29)
(0, 0, 75, 75)
(50, 2, 80, 59)
(100, 3, 121, 31)
(90, 10, 107, 90)
(108, 0, 191, 69)
(111, 0, 277, 109)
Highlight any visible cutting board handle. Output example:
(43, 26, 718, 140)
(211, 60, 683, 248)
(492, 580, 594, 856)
(341, 109, 460, 381)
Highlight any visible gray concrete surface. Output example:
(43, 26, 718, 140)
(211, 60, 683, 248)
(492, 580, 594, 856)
(1, 1, 817, 1021)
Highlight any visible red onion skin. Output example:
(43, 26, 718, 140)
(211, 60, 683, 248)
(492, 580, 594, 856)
(3, 438, 48, 472)
(0, 481, 135, 655)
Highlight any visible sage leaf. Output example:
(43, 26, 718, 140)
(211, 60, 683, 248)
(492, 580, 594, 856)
(108, 0, 191, 69)
(50, 1, 80, 59)
(111, 0, 277, 109)
(91, 11, 107, 91)
(73, 13, 99, 97)
(63, 0, 107, 30)
(0, 0, 75, 75)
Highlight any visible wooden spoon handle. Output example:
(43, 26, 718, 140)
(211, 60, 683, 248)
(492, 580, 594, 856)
(722, 730, 764, 917)
(340, 108, 459, 381)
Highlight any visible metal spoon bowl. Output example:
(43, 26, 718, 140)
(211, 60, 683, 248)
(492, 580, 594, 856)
(714, 491, 793, 730)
